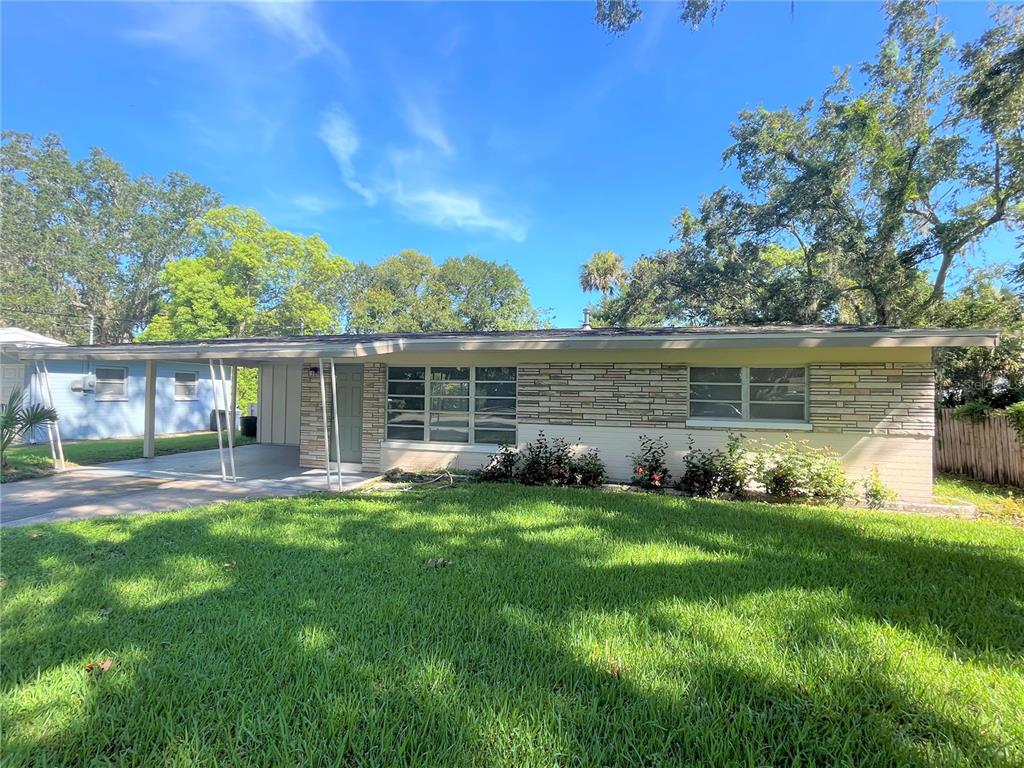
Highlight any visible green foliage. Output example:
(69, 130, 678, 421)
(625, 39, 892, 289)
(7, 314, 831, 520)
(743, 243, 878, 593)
(0, 132, 219, 343)
(952, 399, 992, 423)
(595, 0, 724, 34)
(929, 267, 1024, 407)
(629, 435, 671, 490)
(862, 466, 898, 509)
(479, 432, 607, 487)
(1006, 401, 1024, 439)
(599, 3, 1024, 329)
(677, 434, 748, 498)
(750, 437, 853, 503)
(345, 251, 544, 333)
(579, 251, 626, 302)
(141, 206, 352, 340)
(0, 387, 57, 469)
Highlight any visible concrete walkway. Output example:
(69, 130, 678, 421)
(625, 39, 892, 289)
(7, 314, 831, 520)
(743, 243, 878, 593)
(0, 445, 378, 527)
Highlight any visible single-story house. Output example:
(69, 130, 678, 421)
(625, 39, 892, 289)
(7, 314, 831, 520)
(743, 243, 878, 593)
(18, 325, 998, 502)
(2, 327, 225, 441)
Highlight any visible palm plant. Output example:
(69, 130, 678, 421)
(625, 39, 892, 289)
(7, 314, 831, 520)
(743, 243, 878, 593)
(1, 387, 58, 469)
(579, 250, 626, 301)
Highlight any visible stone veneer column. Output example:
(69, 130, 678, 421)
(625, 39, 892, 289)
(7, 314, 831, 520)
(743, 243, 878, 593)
(360, 362, 386, 471)
(299, 361, 330, 469)
(809, 362, 935, 435)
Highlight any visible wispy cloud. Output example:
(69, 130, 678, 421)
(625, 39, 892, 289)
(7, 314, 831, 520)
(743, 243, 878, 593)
(318, 108, 378, 204)
(317, 106, 525, 241)
(124, 0, 345, 67)
(402, 98, 454, 156)
(244, 0, 331, 57)
(392, 186, 525, 241)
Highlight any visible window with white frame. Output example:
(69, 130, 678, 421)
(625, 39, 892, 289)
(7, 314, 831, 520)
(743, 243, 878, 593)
(689, 367, 807, 422)
(174, 371, 198, 400)
(386, 365, 517, 444)
(94, 366, 128, 401)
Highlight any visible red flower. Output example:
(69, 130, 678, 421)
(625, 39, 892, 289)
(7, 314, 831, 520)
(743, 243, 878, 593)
(635, 465, 645, 474)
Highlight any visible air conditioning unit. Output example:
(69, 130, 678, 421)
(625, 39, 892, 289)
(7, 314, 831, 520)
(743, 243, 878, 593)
(71, 375, 96, 393)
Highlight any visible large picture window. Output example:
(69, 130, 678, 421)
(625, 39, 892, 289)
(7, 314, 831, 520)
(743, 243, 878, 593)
(387, 365, 517, 444)
(94, 366, 128, 401)
(689, 367, 807, 423)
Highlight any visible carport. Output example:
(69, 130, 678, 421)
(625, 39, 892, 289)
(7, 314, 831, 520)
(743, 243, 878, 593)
(0, 444, 376, 527)
(18, 337, 381, 492)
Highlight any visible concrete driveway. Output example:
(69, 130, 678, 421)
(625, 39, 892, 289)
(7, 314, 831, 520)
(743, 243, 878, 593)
(0, 445, 378, 527)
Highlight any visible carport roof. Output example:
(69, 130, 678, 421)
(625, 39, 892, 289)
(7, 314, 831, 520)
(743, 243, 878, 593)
(17, 325, 1000, 362)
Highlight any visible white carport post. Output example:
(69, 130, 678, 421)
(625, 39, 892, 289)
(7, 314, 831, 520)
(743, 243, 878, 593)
(143, 359, 157, 459)
(208, 359, 227, 481)
(317, 358, 334, 491)
(34, 361, 65, 471)
(217, 359, 237, 482)
(328, 357, 343, 491)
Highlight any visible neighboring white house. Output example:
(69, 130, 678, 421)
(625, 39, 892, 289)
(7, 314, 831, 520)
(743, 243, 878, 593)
(2, 327, 224, 440)
(17, 325, 999, 501)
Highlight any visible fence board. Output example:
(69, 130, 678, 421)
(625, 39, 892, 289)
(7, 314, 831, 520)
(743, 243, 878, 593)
(935, 408, 1024, 487)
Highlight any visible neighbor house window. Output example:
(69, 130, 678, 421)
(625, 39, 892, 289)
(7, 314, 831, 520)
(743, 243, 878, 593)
(94, 366, 128, 401)
(689, 367, 807, 422)
(387, 365, 517, 444)
(174, 371, 198, 401)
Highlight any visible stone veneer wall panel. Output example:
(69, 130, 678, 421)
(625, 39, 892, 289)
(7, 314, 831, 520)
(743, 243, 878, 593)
(518, 363, 688, 428)
(299, 361, 330, 469)
(360, 362, 386, 471)
(809, 362, 934, 435)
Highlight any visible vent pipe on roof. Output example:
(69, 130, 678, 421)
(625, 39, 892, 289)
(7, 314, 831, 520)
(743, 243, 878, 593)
(582, 308, 592, 330)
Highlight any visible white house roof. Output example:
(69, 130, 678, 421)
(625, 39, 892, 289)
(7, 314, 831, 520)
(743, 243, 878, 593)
(0, 327, 67, 348)
(15, 325, 1000, 363)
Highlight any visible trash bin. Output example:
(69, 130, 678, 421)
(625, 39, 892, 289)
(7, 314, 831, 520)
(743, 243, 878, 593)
(209, 409, 228, 431)
(240, 415, 257, 438)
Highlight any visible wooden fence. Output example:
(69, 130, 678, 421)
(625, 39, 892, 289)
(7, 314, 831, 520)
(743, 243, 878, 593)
(934, 408, 1024, 487)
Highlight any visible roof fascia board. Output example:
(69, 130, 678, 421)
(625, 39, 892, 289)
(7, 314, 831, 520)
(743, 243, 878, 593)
(17, 329, 999, 361)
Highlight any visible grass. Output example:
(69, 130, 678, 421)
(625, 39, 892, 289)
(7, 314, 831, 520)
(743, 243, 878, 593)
(935, 473, 1024, 521)
(2, 486, 1022, 766)
(1, 432, 255, 483)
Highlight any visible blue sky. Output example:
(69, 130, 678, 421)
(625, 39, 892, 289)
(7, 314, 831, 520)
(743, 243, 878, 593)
(2, 1, 1016, 326)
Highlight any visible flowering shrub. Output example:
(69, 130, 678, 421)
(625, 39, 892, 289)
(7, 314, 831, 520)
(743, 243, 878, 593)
(571, 448, 607, 487)
(750, 437, 853, 503)
(630, 435, 671, 491)
(677, 434, 747, 498)
(479, 432, 607, 487)
(518, 431, 575, 485)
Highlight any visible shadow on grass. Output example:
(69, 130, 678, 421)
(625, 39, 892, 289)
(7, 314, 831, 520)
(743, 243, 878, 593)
(1, 485, 1021, 765)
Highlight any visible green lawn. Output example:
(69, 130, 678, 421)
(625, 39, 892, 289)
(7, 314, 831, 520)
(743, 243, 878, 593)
(935, 473, 1024, 521)
(2, 486, 1022, 766)
(1, 432, 256, 483)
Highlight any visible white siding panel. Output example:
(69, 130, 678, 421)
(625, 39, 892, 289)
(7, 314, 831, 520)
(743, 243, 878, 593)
(517, 423, 933, 503)
(258, 363, 301, 446)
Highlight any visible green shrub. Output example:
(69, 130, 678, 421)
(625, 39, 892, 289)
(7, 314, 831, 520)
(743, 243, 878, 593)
(863, 466, 898, 509)
(677, 434, 747, 498)
(1005, 401, 1024, 439)
(479, 444, 519, 483)
(479, 433, 607, 487)
(952, 400, 992, 423)
(751, 437, 853, 503)
(630, 435, 671, 490)
(571, 448, 607, 487)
